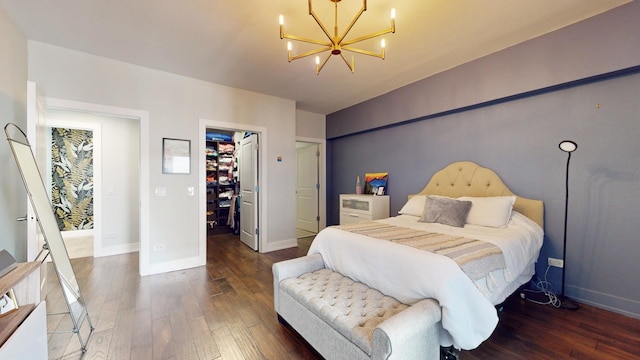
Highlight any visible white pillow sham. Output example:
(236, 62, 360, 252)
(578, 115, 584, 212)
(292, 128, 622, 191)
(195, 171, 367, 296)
(398, 195, 426, 217)
(458, 195, 516, 228)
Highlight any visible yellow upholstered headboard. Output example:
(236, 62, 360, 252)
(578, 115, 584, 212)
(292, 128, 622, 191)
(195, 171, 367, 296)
(410, 161, 544, 228)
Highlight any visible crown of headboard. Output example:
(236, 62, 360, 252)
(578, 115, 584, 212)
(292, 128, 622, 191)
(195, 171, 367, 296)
(413, 161, 544, 228)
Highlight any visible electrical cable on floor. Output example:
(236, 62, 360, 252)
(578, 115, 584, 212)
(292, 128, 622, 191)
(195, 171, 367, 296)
(520, 266, 562, 307)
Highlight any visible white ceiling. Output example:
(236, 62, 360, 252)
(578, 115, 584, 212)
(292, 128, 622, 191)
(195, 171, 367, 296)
(0, 0, 629, 115)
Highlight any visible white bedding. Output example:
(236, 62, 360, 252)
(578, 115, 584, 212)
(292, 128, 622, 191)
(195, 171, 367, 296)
(307, 211, 543, 350)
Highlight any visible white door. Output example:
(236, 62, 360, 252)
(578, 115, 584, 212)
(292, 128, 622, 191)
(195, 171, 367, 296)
(25, 81, 48, 261)
(239, 134, 258, 251)
(296, 144, 319, 233)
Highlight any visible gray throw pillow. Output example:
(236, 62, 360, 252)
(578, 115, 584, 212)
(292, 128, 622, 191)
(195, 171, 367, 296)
(419, 196, 472, 227)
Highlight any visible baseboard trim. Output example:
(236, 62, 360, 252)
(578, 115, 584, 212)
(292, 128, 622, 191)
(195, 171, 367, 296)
(567, 285, 640, 319)
(261, 238, 297, 253)
(95, 242, 139, 257)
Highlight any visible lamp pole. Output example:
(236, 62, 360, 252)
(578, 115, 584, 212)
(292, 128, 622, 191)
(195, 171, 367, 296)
(558, 140, 579, 310)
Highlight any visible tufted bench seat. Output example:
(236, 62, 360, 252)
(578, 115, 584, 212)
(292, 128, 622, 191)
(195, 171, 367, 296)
(273, 254, 441, 360)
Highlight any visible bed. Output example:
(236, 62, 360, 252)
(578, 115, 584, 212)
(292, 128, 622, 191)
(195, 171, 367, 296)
(307, 161, 544, 350)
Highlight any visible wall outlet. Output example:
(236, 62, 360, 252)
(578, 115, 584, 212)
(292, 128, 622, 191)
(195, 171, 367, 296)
(153, 244, 165, 252)
(548, 257, 564, 268)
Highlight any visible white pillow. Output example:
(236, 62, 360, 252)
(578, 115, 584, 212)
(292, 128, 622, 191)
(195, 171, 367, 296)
(398, 195, 426, 216)
(457, 196, 516, 227)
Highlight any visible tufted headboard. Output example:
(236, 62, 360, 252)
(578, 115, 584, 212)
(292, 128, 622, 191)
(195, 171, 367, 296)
(410, 161, 544, 228)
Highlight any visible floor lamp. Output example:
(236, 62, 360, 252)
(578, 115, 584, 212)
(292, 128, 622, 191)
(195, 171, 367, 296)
(559, 140, 580, 310)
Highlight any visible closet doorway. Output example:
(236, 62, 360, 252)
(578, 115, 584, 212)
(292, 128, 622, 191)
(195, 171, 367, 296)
(201, 121, 263, 253)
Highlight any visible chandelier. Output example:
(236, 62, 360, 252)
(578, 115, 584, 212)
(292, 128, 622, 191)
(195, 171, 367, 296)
(279, 0, 396, 74)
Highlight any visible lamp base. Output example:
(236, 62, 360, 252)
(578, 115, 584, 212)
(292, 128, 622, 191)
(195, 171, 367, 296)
(559, 295, 580, 310)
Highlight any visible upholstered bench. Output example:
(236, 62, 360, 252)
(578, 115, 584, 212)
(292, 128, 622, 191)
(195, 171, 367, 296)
(273, 254, 441, 360)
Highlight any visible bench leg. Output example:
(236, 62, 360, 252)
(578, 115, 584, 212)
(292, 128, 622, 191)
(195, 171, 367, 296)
(277, 313, 289, 326)
(441, 346, 460, 360)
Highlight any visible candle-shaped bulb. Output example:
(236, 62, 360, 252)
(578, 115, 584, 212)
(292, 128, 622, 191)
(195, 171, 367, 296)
(287, 41, 292, 51)
(381, 39, 386, 48)
(279, 15, 284, 25)
(390, 8, 396, 20)
(315, 56, 320, 65)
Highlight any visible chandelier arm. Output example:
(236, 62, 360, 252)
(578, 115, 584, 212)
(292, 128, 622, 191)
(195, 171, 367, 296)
(282, 33, 331, 47)
(316, 53, 332, 75)
(337, 1, 367, 44)
(289, 47, 331, 62)
(341, 46, 384, 59)
(308, 1, 335, 43)
(340, 27, 395, 47)
(338, 53, 355, 73)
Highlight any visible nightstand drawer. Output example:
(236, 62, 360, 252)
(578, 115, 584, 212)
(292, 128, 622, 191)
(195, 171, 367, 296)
(341, 197, 374, 215)
(340, 212, 373, 225)
(339, 194, 389, 224)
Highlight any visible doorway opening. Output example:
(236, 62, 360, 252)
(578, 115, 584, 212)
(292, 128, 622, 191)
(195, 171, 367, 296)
(295, 139, 324, 253)
(296, 141, 320, 238)
(200, 119, 265, 256)
(27, 92, 151, 275)
(44, 109, 140, 259)
(205, 129, 259, 250)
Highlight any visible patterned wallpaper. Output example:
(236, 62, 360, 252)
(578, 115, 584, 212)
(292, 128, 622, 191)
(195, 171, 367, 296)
(51, 128, 94, 231)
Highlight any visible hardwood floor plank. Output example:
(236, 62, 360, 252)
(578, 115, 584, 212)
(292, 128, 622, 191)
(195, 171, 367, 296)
(49, 233, 640, 360)
(82, 329, 112, 360)
(211, 326, 245, 360)
(130, 308, 153, 350)
(172, 340, 199, 360)
(248, 322, 290, 359)
(94, 299, 119, 332)
(152, 316, 176, 360)
(129, 346, 152, 360)
(168, 309, 193, 344)
(107, 307, 135, 360)
(189, 316, 221, 359)
(225, 318, 264, 360)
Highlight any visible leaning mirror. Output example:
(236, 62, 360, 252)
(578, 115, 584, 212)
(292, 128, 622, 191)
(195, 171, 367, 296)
(4, 123, 94, 352)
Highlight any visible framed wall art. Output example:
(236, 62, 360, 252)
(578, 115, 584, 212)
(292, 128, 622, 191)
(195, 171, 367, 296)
(364, 172, 388, 195)
(162, 138, 191, 174)
(0, 288, 18, 317)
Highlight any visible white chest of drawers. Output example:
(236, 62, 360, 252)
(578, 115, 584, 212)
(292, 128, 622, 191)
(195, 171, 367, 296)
(339, 194, 390, 225)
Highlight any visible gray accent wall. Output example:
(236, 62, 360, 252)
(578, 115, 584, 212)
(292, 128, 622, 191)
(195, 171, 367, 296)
(326, 2, 640, 318)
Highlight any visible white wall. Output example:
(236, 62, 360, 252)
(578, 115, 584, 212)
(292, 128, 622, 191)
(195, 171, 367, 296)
(27, 41, 297, 272)
(0, 10, 28, 261)
(296, 109, 326, 139)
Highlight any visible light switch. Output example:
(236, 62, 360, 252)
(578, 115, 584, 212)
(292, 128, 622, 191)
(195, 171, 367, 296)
(155, 187, 166, 197)
(187, 187, 194, 196)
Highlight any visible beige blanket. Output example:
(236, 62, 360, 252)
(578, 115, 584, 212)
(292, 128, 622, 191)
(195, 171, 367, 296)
(336, 221, 506, 280)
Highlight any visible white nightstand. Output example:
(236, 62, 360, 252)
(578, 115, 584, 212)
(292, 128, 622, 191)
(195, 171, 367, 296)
(339, 194, 390, 225)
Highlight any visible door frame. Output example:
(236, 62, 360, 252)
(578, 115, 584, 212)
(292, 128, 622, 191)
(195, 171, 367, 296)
(296, 136, 326, 231)
(26, 81, 46, 261)
(199, 119, 268, 254)
(42, 97, 151, 275)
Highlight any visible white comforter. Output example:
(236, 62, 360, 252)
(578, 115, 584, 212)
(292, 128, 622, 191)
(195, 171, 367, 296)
(307, 211, 543, 350)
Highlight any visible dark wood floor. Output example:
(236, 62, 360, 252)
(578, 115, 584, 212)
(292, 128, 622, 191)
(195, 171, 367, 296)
(46, 234, 640, 359)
